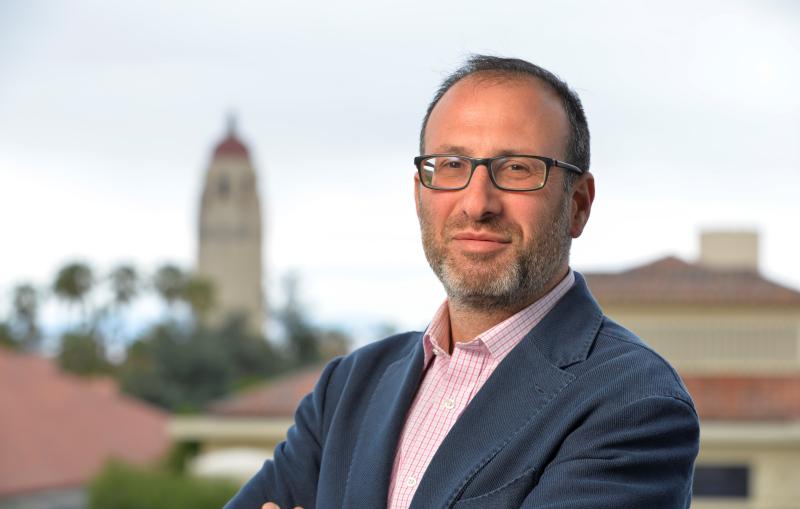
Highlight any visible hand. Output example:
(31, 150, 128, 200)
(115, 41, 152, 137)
(262, 503, 303, 509)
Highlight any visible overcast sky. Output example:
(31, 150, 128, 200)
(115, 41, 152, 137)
(1, 0, 798, 342)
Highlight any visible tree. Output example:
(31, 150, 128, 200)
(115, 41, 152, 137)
(278, 273, 321, 366)
(101, 264, 140, 350)
(11, 283, 40, 351)
(181, 276, 215, 323)
(218, 315, 284, 387)
(119, 318, 282, 411)
(0, 323, 17, 350)
(109, 265, 138, 307)
(153, 264, 186, 308)
(58, 332, 112, 375)
(53, 262, 94, 329)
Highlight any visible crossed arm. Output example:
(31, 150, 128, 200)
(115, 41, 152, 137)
(227, 392, 698, 508)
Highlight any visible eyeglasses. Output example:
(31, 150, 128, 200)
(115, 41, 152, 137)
(414, 154, 585, 191)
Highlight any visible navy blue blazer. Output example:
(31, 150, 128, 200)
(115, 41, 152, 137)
(224, 274, 699, 508)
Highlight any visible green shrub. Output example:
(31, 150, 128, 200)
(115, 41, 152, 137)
(88, 461, 239, 509)
(162, 441, 202, 474)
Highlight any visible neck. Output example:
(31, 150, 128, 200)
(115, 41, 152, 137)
(447, 305, 518, 349)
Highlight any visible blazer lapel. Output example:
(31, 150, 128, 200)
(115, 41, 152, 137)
(410, 274, 604, 508)
(343, 335, 426, 509)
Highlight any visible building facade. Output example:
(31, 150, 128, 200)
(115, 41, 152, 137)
(585, 231, 800, 509)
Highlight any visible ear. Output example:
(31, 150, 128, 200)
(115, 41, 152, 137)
(569, 172, 595, 238)
(414, 173, 422, 218)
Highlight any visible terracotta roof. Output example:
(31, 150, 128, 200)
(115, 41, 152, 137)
(210, 366, 324, 418)
(683, 375, 800, 421)
(0, 349, 170, 497)
(584, 256, 800, 306)
(213, 134, 249, 158)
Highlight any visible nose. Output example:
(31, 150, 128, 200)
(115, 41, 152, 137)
(459, 164, 502, 221)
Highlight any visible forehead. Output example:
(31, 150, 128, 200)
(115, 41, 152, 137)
(424, 74, 570, 156)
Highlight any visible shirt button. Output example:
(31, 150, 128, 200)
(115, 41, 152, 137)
(443, 398, 455, 410)
(406, 476, 417, 487)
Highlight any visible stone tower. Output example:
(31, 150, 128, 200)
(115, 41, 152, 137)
(197, 117, 264, 334)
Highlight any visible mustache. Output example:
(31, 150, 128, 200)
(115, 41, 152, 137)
(444, 216, 519, 237)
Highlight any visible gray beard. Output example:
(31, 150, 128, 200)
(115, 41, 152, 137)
(419, 195, 572, 312)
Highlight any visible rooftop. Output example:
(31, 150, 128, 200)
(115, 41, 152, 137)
(584, 256, 800, 306)
(0, 349, 170, 497)
(209, 366, 322, 418)
(212, 115, 250, 158)
(684, 375, 800, 421)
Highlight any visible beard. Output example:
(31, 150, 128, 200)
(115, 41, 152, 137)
(419, 194, 572, 311)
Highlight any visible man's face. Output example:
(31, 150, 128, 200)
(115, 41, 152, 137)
(416, 75, 577, 310)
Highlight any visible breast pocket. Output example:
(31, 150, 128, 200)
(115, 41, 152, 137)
(451, 466, 539, 509)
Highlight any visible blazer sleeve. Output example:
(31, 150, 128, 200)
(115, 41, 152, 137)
(521, 394, 700, 509)
(223, 357, 343, 509)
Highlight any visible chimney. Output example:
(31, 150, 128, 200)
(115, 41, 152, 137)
(699, 230, 759, 272)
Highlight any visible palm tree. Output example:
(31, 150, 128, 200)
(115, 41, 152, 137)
(279, 273, 321, 366)
(52, 262, 107, 372)
(105, 264, 139, 349)
(12, 283, 40, 351)
(53, 262, 93, 330)
(182, 276, 215, 324)
(109, 265, 138, 307)
(153, 264, 186, 308)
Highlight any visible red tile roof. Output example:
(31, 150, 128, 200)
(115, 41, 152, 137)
(213, 134, 249, 158)
(683, 375, 800, 421)
(0, 349, 170, 497)
(209, 366, 323, 418)
(584, 256, 800, 306)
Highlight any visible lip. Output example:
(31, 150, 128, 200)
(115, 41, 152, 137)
(451, 231, 511, 243)
(450, 231, 511, 254)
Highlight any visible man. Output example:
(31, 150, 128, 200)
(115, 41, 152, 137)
(225, 55, 699, 509)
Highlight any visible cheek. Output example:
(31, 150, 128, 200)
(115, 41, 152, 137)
(506, 199, 557, 240)
(419, 195, 456, 231)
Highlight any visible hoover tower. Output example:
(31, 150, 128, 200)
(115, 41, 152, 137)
(197, 117, 264, 334)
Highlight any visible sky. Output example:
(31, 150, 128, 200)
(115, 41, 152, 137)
(0, 0, 798, 343)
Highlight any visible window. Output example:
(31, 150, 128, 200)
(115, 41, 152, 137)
(218, 175, 230, 197)
(693, 465, 749, 498)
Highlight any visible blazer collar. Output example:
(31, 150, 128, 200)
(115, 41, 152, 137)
(526, 271, 604, 368)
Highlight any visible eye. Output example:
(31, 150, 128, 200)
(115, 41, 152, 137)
(440, 158, 466, 170)
(498, 159, 533, 175)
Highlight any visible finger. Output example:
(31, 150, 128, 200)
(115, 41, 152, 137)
(262, 503, 280, 509)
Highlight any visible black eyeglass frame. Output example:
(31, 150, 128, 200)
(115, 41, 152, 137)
(414, 154, 585, 191)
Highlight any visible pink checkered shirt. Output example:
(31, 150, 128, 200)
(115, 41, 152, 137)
(386, 270, 575, 508)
